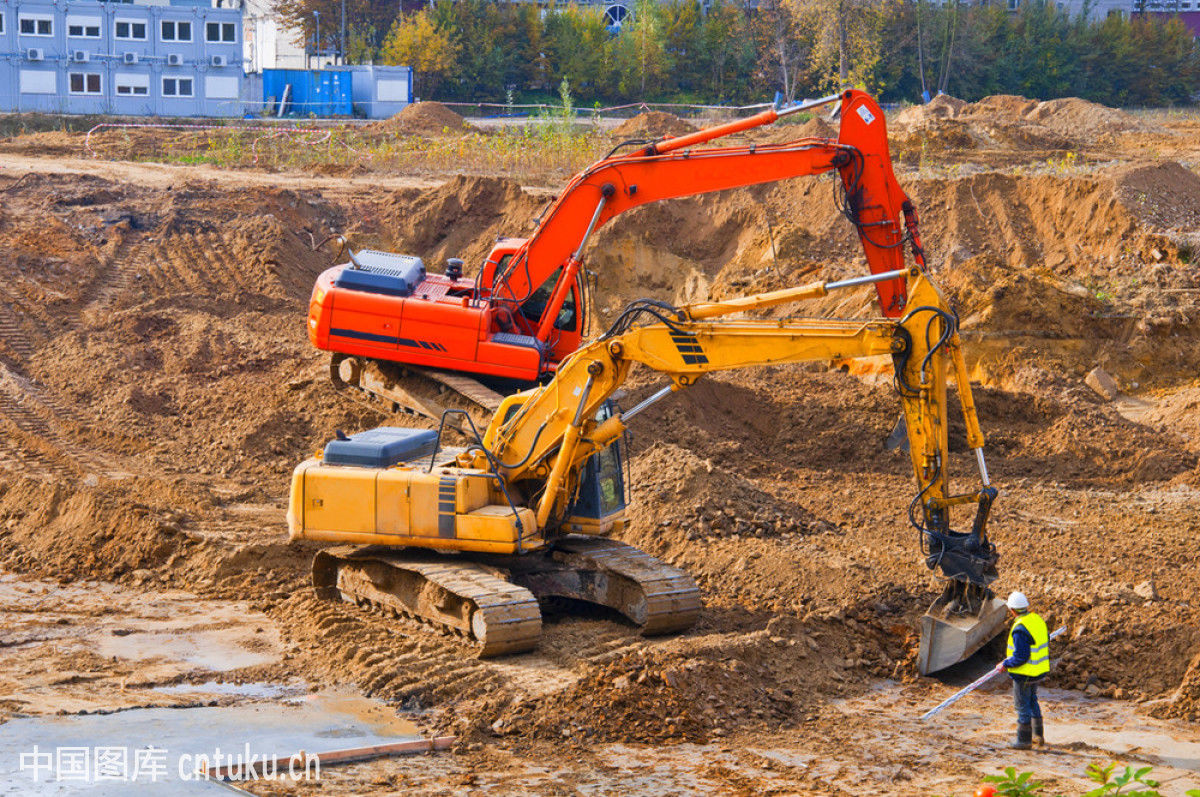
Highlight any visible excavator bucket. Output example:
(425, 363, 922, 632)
(918, 592, 1008, 675)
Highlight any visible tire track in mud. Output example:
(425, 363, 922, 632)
(85, 231, 144, 315)
(0, 297, 37, 363)
(274, 590, 656, 711)
(0, 232, 149, 481)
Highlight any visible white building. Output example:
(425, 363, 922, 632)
(242, 0, 303, 72)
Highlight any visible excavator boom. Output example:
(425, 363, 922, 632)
(488, 90, 910, 320)
(307, 90, 921, 421)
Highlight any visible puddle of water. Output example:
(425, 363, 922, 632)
(150, 681, 300, 701)
(0, 690, 421, 795)
(289, 690, 423, 738)
(95, 627, 278, 672)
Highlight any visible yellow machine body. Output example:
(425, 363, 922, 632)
(287, 459, 544, 554)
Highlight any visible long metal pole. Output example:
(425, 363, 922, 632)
(340, 0, 346, 65)
(920, 626, 1066, 721)
(313, 11, 320, 66)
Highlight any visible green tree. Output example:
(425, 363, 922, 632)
(755, 0, 813, 102)
(701, 0, 759, 101)
(794, 0, 889, 91)
(613, 0, 673, 99)
(273, 0, 398, 63)
(662, 0, 705, 94)
(543, 4, 614, 103)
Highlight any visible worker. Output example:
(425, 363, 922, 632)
(999, 590, 1050, 749)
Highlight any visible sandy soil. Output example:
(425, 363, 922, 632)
(0, 96, 1198, 795)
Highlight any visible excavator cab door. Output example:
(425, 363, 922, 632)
(562, 402, 626, 536)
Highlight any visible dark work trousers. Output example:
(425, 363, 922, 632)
(1011, 675, 1044, 723)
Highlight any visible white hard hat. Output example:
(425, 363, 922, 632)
(1006, 591, 1030, 611)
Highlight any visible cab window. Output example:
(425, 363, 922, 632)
(520, 268, 577, 331)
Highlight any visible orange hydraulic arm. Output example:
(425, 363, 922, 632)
(487, 90, 922, 342)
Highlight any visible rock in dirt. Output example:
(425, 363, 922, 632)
(1085, 367, 1121, 400)
(1133, 580, 1158, 601)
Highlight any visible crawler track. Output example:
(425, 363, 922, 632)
(310, 537, 702, 657)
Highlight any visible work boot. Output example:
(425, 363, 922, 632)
(1031, 718, 1044, 747)
(1009, 722, 1032, 750)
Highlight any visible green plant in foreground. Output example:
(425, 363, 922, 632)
(980, 761, 1200, 797)
(984, 766, 1051, 796)
(1083, 762, 1160, 797)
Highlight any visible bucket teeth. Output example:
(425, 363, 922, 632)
(917, 583, 1008, 675)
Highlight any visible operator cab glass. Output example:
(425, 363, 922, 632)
(563, 401, 626, 534)
(520, 267, 578, 331)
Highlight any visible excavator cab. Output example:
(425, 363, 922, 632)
(561, 403, 626, 536)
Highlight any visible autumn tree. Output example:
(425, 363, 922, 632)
(543, 5, 614, 102)
(379, 8, 460, 97)
(791, 0, 887, 91)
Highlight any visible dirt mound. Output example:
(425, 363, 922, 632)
(894, 93, 966, 126)
(753, 115, 841, 145)
(613, 111, 697, 139)
(622, 442, 833, 546)
(373, 175, 542, 268)
(1027, 96, 1155, 137)
(795, 116, 838, 138)
(376, 101, 469, 135)
(1157, 649, 1200, 722)
(893, 93, 1155, 150)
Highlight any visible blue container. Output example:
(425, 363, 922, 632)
(262, 69, 353, 117)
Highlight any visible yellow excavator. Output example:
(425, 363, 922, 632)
(288, 267, 1006, 673)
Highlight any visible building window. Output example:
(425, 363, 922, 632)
(162, 77, 194, 97)
(115, 20, 148, 40)
(68, 18, 102, 38)
(115, 73, 150, 96)
(69, 73, 103, 95)
(206, 21, 236, 42)
(19, 16, 53, 36)
(0, 14, 5, 34)
(161, 20, 192, 41)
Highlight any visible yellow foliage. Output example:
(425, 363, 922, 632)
(380, 10, 459, 76)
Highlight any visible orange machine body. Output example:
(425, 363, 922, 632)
(307, 89, 920, 384)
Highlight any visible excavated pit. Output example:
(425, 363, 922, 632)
(0, 100, 1199, 793)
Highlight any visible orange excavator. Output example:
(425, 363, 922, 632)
(307, 90, 921, 419)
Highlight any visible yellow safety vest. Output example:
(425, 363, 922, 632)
(1007, 611, 1050, 677)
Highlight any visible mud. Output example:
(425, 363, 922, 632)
(0, 98, 1198, 794)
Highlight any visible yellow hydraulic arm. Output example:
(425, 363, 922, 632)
(474, 267, 998, 588)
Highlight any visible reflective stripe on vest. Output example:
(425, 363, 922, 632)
(1007, 611, 1050, 677)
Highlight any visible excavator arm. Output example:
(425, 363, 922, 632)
(488, 90, 918, 343)
(474, 267, 1005, 671)
(479, 270, 997, 592)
